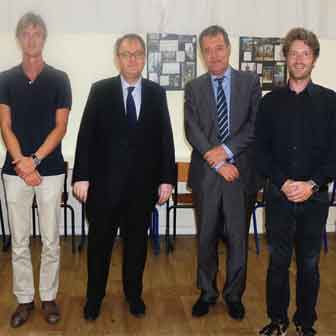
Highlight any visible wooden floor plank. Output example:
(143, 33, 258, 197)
(0, 235, 335, 335)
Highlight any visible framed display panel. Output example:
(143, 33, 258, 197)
(239, 36, 287, 91)
(147, 33, 197, 91)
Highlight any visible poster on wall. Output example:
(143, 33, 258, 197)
(147, 33, 197, 90)
(239, 37, 287, 91)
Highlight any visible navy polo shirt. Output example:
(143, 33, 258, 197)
(0, 64, 72, 176)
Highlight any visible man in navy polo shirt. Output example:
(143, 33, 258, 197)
(0, 12, 71, 328)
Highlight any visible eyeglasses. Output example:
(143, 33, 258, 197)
(288, 50, 314, 59)
(118, 51, 145, 60)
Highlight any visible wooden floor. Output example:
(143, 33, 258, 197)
(0, 235, 336, 335)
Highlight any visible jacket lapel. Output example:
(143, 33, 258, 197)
(116, 75, 127, 119)
(138, 78, 147, 124)
(202, 74, 217, 125)
(229, 69, 239, 135)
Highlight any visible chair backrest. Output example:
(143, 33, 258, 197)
(329, 181, 336, 205)
(176, 162, 190, 183)
(62, 161, 69, 203)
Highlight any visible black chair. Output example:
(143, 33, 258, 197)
(166, 162, 193, 254)
(0, 175, 12, 252)
(0, 197, 6, 246)
(251, 189, 265, 255)
(77, 202, 86, 251)
(0, 196, 11, 251)
(32, 162, 76, 252)
(149, 207, 160, 255)
(324, 181, 336, 254)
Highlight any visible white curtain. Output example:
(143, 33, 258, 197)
(1, 0, 336, 38)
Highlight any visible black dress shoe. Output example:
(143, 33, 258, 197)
(83, 300, 102, 321)
(128, 298, 146, 317)
(192, 297, 215, 317)
(10, 302, 35, 328)
(226, 301, 245, 320)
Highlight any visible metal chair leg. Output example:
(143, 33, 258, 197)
(0, 199, 11, 251)
(165, 202, 171, 254)
(322, 225, 328, 254)
(252, 208, 260, 255)
(0, 199, 6, 246)
(63, 205, 67, 237)
(65, 205, 75, 253)
(78, 203, 86, 251)
(151, 208, 160, 255)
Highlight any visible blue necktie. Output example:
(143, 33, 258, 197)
(215, 77, 229, 143)
(126, 86, 137, 128)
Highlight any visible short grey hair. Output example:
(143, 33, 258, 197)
(199, 25, 230, 50)
(115, 34, 146, 56)
(16, 12, 47, 40)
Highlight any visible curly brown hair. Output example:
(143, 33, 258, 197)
(282, 27, 320, 59)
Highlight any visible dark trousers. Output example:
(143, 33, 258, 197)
(265, 184, 329, 328)
(193, 177, 248, 303)
(86, 199, 150, 303)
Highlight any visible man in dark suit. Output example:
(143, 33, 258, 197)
(185, 25, 261, 320)
(72, 34, 175, 320)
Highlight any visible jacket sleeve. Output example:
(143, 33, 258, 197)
(72, 84, 97, 183)
(225, 73, 261, 158)
(311, 90, 336, 186)
(184, 81, 213, 156)
(159, 88, 176, 185)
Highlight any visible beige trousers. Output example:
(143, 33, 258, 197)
(3, 174, 64, 303)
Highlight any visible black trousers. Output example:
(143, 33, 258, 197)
(86, 199, 151, 303)
(265, 183, 329, 328)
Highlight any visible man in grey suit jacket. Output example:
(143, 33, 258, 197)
(185, 25, 261, 320)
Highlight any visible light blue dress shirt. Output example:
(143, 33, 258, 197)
(211, 66, 234, 161)
(121, 75, 142, 119)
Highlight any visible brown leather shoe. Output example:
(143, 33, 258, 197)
(10, 302, 34, 328)
(41, 300, 60, 324)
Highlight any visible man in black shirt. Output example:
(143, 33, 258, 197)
(0, 13, 71, 328)
(257, 28, 336, 336)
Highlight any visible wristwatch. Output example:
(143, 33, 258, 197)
(308, 180, 319, 193)
(31, 153, 42, 166)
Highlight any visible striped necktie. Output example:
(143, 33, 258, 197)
(126, 86, 137, 128)
(215, 77, 229, 143)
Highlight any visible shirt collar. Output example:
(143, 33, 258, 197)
(211, 66, 232, 83)
(286, 79, 314, 96)
(120, 75, 142, 92)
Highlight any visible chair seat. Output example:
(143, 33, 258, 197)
(173, 193, 193, 205)
(256, 190, 264, 203)
(166, 162, 194, 254)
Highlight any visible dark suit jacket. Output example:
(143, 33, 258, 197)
(72, 76, 176, 216)
(184, 68, 262, 194)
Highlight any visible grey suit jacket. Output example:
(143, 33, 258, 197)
(184, 67, 262, 194)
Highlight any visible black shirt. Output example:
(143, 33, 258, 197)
(0, 64, 72, 175)
(256, 82, 336, 190)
